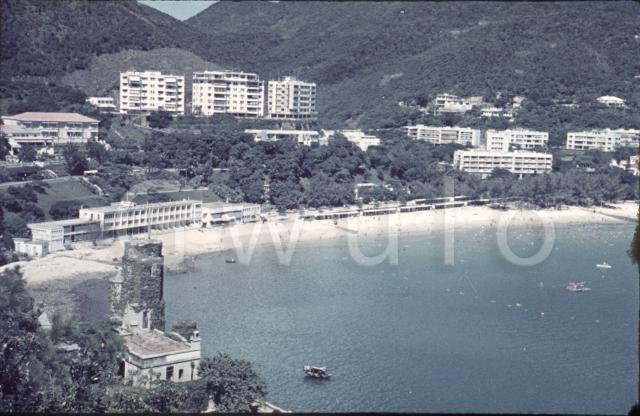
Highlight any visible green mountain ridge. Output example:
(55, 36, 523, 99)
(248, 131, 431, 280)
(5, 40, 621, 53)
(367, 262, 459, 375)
(186, 1, 640, 127)
(1, 0, 639, 129)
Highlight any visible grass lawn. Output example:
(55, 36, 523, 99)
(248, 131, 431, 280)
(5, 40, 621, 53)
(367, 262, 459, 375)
(0, 179, 108, 220)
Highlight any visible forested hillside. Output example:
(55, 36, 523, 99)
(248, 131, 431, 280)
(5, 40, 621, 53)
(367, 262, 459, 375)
(187, 1, 640, 127)
(0, 0, 219, 113)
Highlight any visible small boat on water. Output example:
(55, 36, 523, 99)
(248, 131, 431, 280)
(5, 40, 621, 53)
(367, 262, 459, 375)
(566, 281, 591, 292)
(304, 366, 330, 379)
(225, 258, 237, 264)
(596, 262, 611, 269)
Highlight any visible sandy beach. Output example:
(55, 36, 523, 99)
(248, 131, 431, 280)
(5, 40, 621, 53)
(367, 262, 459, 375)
(2, 202, 637, 287)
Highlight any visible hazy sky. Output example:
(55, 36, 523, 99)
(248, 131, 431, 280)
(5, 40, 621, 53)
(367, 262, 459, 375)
(138, 1, 218, 21)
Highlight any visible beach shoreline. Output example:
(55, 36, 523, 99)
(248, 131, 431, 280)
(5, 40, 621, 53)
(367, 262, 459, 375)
(2, 202, 636, 287)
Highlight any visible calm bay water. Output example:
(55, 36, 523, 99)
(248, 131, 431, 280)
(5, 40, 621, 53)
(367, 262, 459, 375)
(165, 222, 638, 414)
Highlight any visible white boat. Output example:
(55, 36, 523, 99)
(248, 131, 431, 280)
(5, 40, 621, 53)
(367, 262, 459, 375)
(596, 262, 611, 269)
(566, 281, 591, 292)
(304, 365, 330, 379)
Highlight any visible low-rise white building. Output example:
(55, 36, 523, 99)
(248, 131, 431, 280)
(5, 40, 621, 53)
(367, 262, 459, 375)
(433, 94, 473, 114)
(201, 202, 261, 227)
(267, 76, 317, 120)
(481, 107, 514, 120)
(13, 218, 101, 255)
(119, 71, 185, 114)
(78, 200, 202, 239)
(485, 129, 549, 152)
(566, 129, 640, 151)
(610, 155, 639, 176)
(245, 129, 329, 146)
(453, 150, 553, 178)
(86, 96, 117, 112)
(340, 130, 381, 151)
(597, 96, 626, 107)
(192, 71, 264, 118)
(1, 112, 99, 154)
(403, 125, 481, 147)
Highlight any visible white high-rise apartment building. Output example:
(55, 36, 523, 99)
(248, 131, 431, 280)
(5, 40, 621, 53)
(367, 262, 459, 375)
(453, 150, 552, 178)
(486, 129, 549, 152)
(566, 129, 640, 152)
(267, 77, 317, 120)
(403, 125, 481, 147)
(192, 71, 264, 118)
(119, 71, 185, 114)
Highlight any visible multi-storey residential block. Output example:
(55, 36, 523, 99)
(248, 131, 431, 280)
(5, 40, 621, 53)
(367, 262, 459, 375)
(403, 125, 481, 147)
(245, 129, 329, 146)
(486, 129, 549, 152)
(78, 200, 202, 238)
(267, 76, 317, 120)
(119, 71, 185, 114)
(1, 112, 99, 154)
(566, 129, 640, 152)
(86, 96, 117, 112)
(192, 71, 264, 118)
(453, 150, 553, 178)
(340, 130, 381, 151)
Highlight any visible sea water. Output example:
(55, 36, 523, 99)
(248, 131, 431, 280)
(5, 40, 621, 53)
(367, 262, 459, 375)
(165, 222, 638, 414)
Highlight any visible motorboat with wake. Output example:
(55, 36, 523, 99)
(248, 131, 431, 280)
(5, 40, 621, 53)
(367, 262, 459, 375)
(304, 366, 331, 379)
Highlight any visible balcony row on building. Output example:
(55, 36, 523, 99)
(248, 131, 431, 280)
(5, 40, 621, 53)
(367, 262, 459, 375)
(109, 70, 317, 120)
(14, 200, 262, 257)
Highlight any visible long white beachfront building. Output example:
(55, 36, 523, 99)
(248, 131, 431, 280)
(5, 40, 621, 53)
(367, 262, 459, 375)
(267, 76, 317, 120)
(566, 129, 640, 152)
(453, 150, 553, 178)
(1, 112, 99, 155)
(13, 200, 266, 257)
(403, 125, 481, 147)
(485, 129, 549, 152)
(192, 71, 265, 118)
(119, 71, 185, 114)
(78, 200, 203, 238)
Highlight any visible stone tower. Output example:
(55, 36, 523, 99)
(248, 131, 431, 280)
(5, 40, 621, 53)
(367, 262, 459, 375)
(110, 240, 166, 332)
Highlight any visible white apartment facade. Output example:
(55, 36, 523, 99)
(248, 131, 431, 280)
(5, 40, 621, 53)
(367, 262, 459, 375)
(566, 129, 640, 152)
(78, 200, 202, 238)
(453, 150, 553, 178)
(340, 130, 381, 151)
(119, 71, 185, 114)
(403, 125, 481, 147)
(485, 129, 549, 152)
(86, 96, 117, 111)
(1, 112, 99, 154)
(192, 71, 264, 118)
(267, 76, 317, 120)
